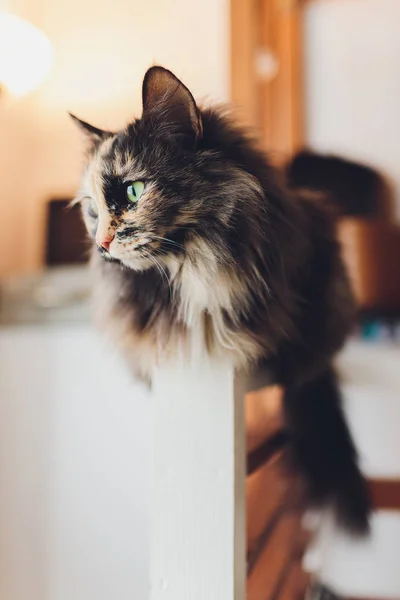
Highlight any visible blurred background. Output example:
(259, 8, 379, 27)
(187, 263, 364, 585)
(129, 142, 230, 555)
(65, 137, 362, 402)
(0, 0, 399, 599)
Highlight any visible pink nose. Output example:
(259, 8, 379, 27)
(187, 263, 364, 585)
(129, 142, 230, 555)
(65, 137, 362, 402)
(96, 234, 114, 252)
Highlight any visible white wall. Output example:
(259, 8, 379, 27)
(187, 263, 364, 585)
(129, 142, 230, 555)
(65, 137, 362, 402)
(37, 0, 230, 119)
(0, 326, 150, 600)
(304, 0, 400, 218)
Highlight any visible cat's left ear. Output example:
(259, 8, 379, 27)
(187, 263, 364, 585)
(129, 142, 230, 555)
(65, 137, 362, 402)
(69, 113, 112, 146)
(142, 66, 203, 143)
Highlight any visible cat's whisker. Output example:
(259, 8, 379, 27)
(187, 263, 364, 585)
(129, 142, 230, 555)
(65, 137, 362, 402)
(150, 235, 185, 251)
(152, 255, 170, 287)
(143, 251, 167, 282)
(141, 250, 173, 299)
(150, 236, 216, 270)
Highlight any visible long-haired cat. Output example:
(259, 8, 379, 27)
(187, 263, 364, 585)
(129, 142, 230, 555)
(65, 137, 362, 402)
(71, 66, 371, 534)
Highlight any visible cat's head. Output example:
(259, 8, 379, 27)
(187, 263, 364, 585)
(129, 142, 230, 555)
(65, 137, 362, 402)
(72, 66, 264, 273)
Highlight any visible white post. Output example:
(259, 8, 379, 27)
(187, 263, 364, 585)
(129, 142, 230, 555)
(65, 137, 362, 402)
(151, 359, 246, 600)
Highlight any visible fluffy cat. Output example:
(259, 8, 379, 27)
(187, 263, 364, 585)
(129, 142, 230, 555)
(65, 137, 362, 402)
(71, 66, 371, 534)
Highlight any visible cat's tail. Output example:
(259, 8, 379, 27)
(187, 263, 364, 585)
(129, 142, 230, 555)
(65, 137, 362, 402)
(283, 367, 371, 535)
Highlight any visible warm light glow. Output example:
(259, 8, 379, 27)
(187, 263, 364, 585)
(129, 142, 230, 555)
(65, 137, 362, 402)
(0, 11, 53, 96)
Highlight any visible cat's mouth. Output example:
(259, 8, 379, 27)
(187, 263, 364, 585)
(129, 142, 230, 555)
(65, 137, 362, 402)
(97, 246, 121, 263)
(118, 254, 161, 271)
(99, 243, 161, 272)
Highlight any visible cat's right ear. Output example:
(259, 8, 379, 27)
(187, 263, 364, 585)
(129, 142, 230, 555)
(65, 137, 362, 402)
(69, 113, 112, 147)
(141, 66, 203, 144)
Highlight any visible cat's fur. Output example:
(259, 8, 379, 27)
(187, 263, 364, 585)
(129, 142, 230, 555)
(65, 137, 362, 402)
(72, 66, 371, 534)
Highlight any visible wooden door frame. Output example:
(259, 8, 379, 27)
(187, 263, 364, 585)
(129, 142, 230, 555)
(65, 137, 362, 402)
(230, 0, 304, 158)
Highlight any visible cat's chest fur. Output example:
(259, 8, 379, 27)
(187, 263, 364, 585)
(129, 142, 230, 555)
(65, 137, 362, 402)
(93, 253, 259, 378)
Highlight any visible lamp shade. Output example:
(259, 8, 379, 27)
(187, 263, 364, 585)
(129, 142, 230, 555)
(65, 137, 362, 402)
(0, 11, 53, 96)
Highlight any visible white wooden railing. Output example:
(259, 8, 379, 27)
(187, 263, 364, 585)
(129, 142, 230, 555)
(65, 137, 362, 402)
(151, 361, 247, 600)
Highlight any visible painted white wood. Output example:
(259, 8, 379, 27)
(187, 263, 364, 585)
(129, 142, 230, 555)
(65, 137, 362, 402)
(151, 360, 246, 600)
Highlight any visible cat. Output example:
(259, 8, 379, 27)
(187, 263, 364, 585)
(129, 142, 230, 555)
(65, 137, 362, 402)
(286, 150, 393, 219)
(71, 66, 371, 534)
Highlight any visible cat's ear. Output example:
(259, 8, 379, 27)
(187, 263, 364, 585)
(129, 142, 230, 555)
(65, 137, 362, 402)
(69, 113, 112, 146)
(142, 66, 203, 143)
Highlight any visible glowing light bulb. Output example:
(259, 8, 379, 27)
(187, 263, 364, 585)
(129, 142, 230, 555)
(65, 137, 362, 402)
(0, 11, 53, 97)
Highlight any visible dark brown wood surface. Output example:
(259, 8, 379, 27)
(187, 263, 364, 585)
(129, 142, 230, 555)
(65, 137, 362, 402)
(369, 479, 400, 511)
(245, 386, 310, 600)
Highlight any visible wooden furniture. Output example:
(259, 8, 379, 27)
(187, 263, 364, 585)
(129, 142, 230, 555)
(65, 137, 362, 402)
(338, 219, 400, 313)
(230, 0, 304, 159)
(246, 386, 310, 600)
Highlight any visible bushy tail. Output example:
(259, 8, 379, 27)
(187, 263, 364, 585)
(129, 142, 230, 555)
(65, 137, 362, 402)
(283, 368, 371, 535)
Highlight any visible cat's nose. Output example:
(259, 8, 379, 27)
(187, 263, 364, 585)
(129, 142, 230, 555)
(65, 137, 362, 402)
(96, 233, 115, 252)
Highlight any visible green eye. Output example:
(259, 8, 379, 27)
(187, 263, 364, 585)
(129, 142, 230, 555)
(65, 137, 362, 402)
(88, 199, 98, 218)
(126, 181, 145, 204)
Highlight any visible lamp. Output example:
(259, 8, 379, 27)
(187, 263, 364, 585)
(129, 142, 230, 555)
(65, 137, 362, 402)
(0, 11, 53, 97)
